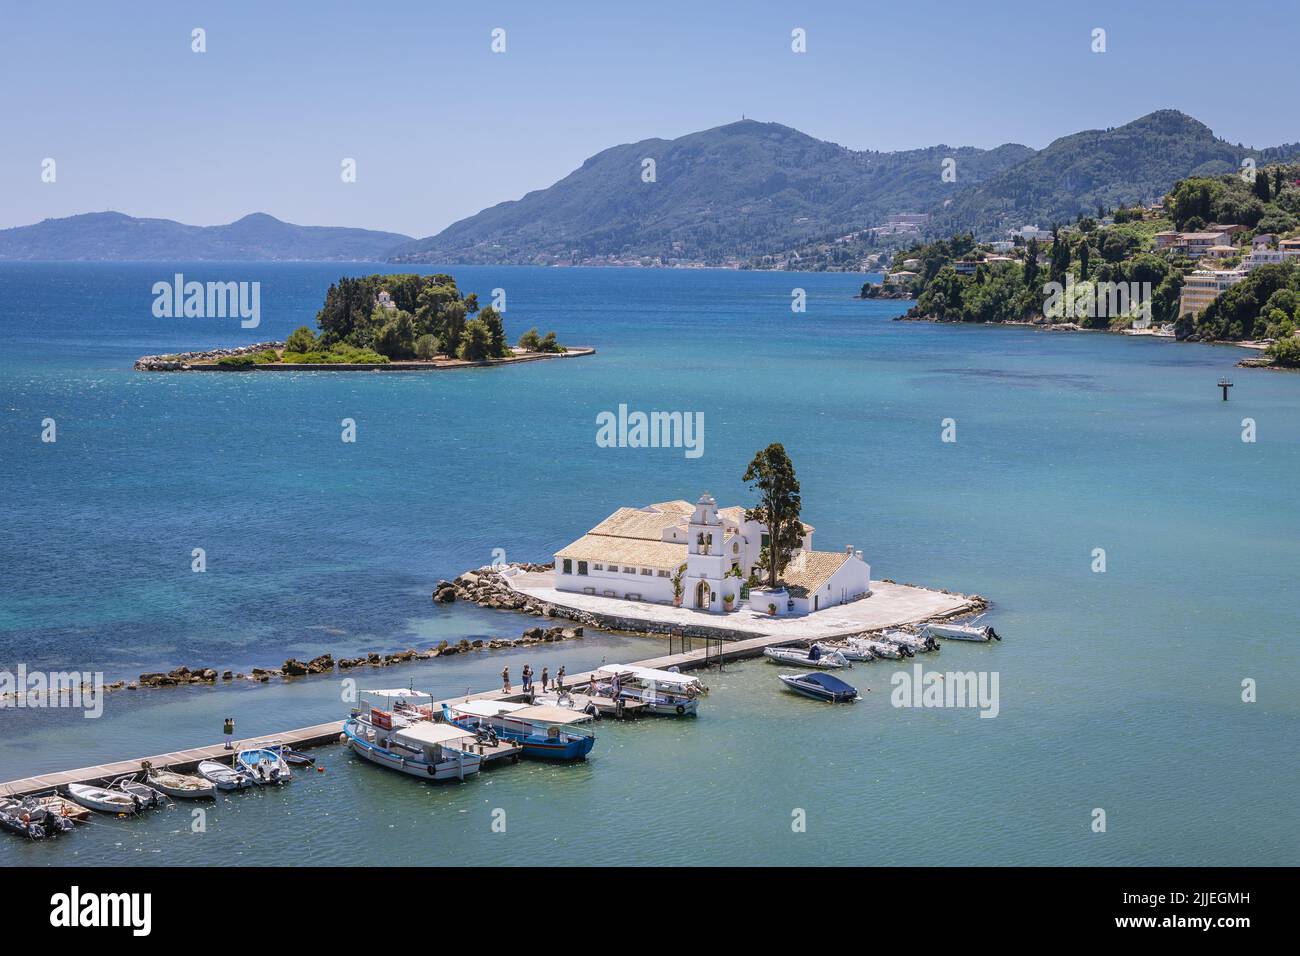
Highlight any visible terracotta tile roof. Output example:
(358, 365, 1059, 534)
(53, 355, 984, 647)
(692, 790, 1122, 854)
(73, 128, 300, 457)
(647, 500, 695, 515)
(588, 507, 684, 541)
(780, 550, 851, 597)
(556, 534, 686, 570)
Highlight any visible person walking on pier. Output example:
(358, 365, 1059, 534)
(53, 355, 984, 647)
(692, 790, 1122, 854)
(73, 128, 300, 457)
(556, 665, 566, 687)
(501, 667, 512, 693)
(521, 664, 533, 692)
(540, 667, 549, 692)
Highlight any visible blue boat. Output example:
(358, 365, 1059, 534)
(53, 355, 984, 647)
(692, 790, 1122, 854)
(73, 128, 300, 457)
(444, 701, 596, 761)
(778, 672, 859, 703)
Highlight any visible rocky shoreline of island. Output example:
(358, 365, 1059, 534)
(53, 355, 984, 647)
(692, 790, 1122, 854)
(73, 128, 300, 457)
(134, 343, 594, 372)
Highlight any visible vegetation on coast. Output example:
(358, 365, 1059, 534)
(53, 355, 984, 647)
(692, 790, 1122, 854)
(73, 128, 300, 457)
(870, 163, 1300, 351)
(203, 273, 567, 368)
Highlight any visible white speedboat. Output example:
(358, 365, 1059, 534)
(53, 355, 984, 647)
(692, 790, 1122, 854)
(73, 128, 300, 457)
(921, 619, 1000, 642)
(237, 748, 293, 785)
(593, 663, 706, 716)
(66, 783, 141, 814)
(345, 689, 483, 781)
(196, 760, 254, 791)
(763, 646, 849, 669)
(142, 762, 216, 799)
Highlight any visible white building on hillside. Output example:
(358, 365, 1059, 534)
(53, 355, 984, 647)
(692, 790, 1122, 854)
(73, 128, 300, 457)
(554, 493, 871, 615)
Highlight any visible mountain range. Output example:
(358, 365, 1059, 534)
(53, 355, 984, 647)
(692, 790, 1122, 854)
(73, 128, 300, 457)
(0, 212, 410, 261)
(6, 111, 1298, 265)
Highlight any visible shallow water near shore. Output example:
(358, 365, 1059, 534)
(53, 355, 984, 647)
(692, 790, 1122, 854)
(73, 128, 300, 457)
(1, 263, 1298, 865)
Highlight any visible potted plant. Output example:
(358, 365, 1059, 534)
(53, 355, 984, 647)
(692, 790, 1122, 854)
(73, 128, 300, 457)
(670, 563, 687, 608)
(723, 593, 735, 611)
(767, 602, 778, 616)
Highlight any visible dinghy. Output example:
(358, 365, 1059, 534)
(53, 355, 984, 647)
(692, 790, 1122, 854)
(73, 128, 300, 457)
(66, 783, 140, 814)
(763, 646, 849, 669)
(196, 760, 254, 791)
(16, 797, 75, 835)
(237, 748, 293, 785)
(778, 672, 860, 703)
(921, 619, 1000, 642)
(142, 762, 216, 799)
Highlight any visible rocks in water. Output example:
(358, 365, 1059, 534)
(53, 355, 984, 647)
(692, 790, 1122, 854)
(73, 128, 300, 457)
(432, 580, 458, 603)
(134, 341, 285, 372)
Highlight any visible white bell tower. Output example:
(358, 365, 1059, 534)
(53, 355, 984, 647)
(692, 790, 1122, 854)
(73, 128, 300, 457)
(686, 492, 726, 610)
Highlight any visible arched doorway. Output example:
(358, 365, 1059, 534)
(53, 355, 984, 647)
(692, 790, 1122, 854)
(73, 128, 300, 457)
(695, 580, 710, 609)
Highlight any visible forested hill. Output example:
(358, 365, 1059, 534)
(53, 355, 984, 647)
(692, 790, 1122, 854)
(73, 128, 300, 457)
(928, 110, 1300, 240)
(390, 120, 1033, 265)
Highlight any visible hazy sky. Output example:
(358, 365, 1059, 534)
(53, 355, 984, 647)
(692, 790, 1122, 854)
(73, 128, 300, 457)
(4, 0, 1296, 237)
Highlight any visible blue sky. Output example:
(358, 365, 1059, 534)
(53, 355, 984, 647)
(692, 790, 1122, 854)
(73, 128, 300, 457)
(3, 0, 1296, 237)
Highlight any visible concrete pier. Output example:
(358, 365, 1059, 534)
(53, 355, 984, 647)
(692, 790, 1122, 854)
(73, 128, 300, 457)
(0, 586, 983, 798)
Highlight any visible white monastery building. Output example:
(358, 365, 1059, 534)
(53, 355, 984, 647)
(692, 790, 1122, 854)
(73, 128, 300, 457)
(555, 493, 871, 615)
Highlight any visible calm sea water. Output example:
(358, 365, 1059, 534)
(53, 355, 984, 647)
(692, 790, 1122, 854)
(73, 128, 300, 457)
(1, 262, 1297, 866)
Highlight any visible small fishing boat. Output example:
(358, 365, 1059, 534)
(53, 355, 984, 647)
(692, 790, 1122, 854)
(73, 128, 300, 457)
(18, 797, 76, 835)
(109, 775, 167, 808)
(142, 762, 216, 799)
(445, 701, 596, 761)
(778, 672, 860, 703)
(67, 783, 141, 815)
(345, 690, 483, 781)
(33, 793, 91, 824)
(196, 760, 254, 791)
(593, 663, 706, 716)
(763, 646, 849, 669)
(921, 619, 1001, 642)
(237, 748, 293, 785)
(277, 747, 315, 767)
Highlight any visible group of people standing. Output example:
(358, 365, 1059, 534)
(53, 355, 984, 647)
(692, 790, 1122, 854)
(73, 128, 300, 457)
(501, 663, 566, 696)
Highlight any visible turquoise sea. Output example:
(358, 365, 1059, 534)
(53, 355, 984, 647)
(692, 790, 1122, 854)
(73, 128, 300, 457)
(1, 262, 1297, 866)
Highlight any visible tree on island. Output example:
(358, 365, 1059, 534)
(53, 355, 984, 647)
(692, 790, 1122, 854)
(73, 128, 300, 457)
(742, 443, 803, 591)
(457, 318, 493, 362)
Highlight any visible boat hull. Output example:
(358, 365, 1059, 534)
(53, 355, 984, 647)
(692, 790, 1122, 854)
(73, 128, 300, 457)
(778, 675, 858, 703)
(343, 721, 482, 780)
(447, 715, 594, 761)
(66, 785, 138, 814)
(197, 761, 254, 791)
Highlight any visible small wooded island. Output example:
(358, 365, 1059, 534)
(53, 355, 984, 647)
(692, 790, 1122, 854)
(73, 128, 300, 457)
(136, 272, 589, 371)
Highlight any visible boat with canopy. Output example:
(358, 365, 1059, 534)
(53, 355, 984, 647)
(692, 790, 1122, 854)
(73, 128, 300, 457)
(344, 689, 483, 781)
(592, 663, 706, 716)
(444, 700, 596, 761)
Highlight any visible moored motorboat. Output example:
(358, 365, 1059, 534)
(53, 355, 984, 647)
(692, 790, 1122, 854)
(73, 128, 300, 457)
(852, 638, 906, 660)
(820, 640, 875, 662)
(66, 783, 141, 815)
(0, 797, 72, 838)
(445, 700, 596, 761)
(593, 663, 706, 716)
(109, 775, 167, 808)
(921, 619, 1000, 642)
(142, 762, 216, 799)
(763, 646, 849, 669)
(345, 689, 483, 781)
(32, 793, 91, 824)
(778, 672, 860, 703)
(880, 629, 939, 653)
(237, 748, 293, 785)
(196, 760, 254, 791)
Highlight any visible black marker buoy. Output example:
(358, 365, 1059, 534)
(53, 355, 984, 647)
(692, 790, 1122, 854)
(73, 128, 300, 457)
(1218, 378, 1233, 401)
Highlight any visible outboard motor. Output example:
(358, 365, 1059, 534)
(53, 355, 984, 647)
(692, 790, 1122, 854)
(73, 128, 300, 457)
(990, 627, 1002, 641)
